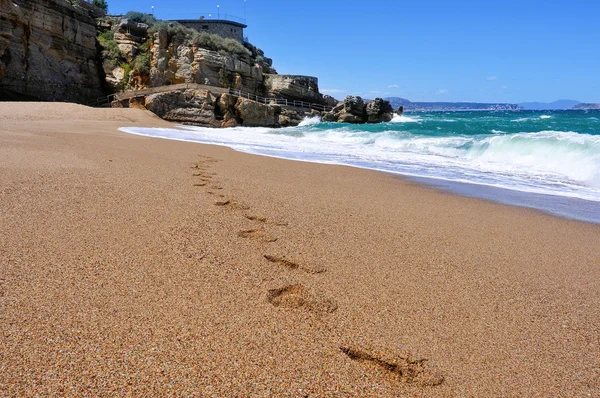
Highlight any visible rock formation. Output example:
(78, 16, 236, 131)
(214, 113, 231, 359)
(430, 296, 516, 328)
(365, 98, 394, 123)
(264, 74, 335, 106)
(323, 96, 394, 124)
(0, 0, 106, 102)
(114, 18, 149, 61)
(116, 87, 315, 128)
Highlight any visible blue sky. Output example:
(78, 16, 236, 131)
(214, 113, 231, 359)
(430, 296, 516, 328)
(109, 0, 599, 103)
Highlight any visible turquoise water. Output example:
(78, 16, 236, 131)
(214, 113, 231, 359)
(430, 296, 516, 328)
(121, 110, 600, 223)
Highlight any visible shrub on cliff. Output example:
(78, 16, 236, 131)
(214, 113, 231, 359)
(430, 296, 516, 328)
(147, 21, 192, 41)
(98, 28, 124, 69)
(132, 41, 151, 73)
(190, 32, 251, 57)
(124, 11, 157, 25)
(92, 0, 108, 11)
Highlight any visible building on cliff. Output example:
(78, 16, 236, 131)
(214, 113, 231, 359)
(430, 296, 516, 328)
(176, 17, 247, 43)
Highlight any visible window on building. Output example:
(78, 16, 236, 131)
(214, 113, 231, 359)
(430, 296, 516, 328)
(202, 25, 209, 30)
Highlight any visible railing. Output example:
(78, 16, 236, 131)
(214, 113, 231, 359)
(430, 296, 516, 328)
(169, 13, 246, 24)
(86, 94, 117, 107)
(115, 83, 229, 101)
(87, 84, 333, 113)
(228, 88, 333, 113)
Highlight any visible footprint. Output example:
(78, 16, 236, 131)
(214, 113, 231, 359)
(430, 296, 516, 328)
(244, 214, 289, 227)
(339, 346, 444, 387)
(193, 183, 207, 187)
(264, 254, 325, 274)
(245, 215, 267, 223)
(237, 229, 277, 243)
(267, 284, 337, 314)
(213, 199, 249, 210)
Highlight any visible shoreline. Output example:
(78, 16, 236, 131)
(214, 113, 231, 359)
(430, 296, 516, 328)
(120, 124, 600, 225)
(2, 103, 599, 396)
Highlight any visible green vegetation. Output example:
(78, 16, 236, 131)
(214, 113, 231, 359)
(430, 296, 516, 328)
(97, 9, 273, 90)
(97, 27, 123, 70)
(147, 21, 190, 41)
(132, 41, 151, 74)
(92, 0, 108, 11)
(190, 32, 251, 57)
(124, 11, 157, 25)
(121, 63, 132, 86)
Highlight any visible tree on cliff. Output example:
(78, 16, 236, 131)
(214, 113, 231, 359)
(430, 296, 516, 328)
(92, 0, 108, 11)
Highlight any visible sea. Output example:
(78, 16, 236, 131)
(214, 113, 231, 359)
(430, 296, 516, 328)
(120, 110, 600, 224)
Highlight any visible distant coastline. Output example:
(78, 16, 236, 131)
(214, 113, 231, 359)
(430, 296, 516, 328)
(385, 97, 600, 112)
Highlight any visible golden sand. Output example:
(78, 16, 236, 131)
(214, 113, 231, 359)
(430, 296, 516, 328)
(1, 103, 599, 396)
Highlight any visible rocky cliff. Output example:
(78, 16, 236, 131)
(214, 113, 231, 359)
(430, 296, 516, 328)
(99, 15, 334, 109)
(0, 0, 106, 102)
(116, 87, 317, 128)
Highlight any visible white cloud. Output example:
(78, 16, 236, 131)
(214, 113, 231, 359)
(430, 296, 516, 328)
(487, 76, 498, 81)
(388, 84, 399, 88)
(321, 88, 346, 94)
(501, 85, 508, 89)
(437, 89, 448, 95)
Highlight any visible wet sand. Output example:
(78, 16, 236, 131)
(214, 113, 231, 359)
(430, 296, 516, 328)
(1, 102, 599, 396)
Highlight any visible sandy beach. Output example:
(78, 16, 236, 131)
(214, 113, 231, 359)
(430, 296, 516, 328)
(1, 102, 599, 396)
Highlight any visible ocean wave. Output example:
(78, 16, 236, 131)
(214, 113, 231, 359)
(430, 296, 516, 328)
(391, 114, 420, 123)
(119, 121, 600, 202)
(298, 116, 322, 126)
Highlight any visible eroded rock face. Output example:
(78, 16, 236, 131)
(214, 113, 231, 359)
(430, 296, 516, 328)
(234, 97, 277, 127)
(264, 74, 330, 105)
(0, 0, 105, 102)
(148, 38, 264, 95)
(144, 89, 220, 127)
(115, 19, 148, 61)
(366, 98, 394, 123)
(323, 96, 394, 124)
(117, 88, 318, 128)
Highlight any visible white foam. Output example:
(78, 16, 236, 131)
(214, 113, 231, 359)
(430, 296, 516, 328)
(119, 126, 600, 202)
(298, 116, 322, 126)
(540, 115, 552, 119)
(391, 114, 420, 123)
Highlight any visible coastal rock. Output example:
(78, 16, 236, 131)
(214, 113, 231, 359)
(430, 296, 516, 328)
(264, 74, 330, 105)
(277, 109, 304, 127)
(322, 96, 393, 124)
(322, 95, 339, 108)
(235, 98, 278, 127)
(365, 98, 394, 123)
(0, 0, 106, 103)
(144, 89, 220, 127)
(337, 112, 363, 124)
(343, 96, 366, 118)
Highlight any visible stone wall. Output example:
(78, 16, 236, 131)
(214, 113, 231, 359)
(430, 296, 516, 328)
(177, 20, 245, 43)
(0, 0, 106, 102)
